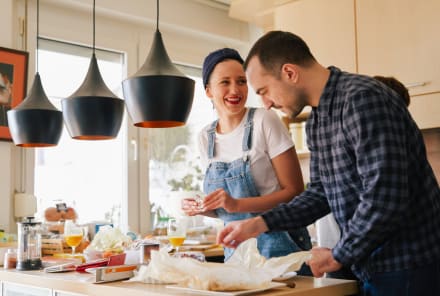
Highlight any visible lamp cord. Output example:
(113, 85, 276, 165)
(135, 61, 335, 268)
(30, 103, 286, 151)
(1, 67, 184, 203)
(93, 0, 96, 54)
(36, 0, 39, 72)
(156, 0, 159, 31)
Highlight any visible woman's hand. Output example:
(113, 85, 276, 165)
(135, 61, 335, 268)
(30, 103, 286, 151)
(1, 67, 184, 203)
(202, 188, 239, 213)
(181, 198, 202, 216)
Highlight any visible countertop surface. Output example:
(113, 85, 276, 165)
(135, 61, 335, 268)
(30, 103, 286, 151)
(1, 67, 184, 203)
(0, 268, 358, 296)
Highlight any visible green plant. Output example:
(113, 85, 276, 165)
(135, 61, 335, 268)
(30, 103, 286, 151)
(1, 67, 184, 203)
(167, 162, 203, 191)
(167, 146, 204, 192)
(167, 163, 203, 191)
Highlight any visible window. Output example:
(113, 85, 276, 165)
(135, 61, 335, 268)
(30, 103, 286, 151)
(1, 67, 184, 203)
(34, 39, 127, 227)
(147, 66, 215, 218)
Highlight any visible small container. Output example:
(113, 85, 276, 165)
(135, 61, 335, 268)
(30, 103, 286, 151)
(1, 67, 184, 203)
(173, 251, 205, 262)
(3, 248, 17, 269)
(140, 242, 160, 265)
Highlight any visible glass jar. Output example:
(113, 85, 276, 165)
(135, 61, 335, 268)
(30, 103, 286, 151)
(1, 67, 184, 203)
(16, 217, 42, 270)
(3, 248, 17, 269)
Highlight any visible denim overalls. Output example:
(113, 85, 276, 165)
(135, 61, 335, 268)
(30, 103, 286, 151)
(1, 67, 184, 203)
(203, 108, 309, 261)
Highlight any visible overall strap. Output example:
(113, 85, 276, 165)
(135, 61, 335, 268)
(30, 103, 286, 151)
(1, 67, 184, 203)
(206, 108, 256, 160)
(207, 120, 218, 159)
(242, 108, 256, 153)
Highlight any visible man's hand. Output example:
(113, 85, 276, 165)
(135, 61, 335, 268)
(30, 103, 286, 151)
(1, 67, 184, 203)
(217, 216, 268, 248)
(306, 247, 343, 277)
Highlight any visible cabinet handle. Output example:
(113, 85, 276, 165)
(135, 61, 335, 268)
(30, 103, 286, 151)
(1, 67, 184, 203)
(130, 139, 138, 161)
(405, 81, 428, 88)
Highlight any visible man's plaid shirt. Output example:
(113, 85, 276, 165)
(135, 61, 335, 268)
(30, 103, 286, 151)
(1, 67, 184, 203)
(262, 67, 440, 281)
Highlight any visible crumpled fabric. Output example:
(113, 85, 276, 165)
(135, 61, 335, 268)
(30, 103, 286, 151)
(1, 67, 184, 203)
(129, 238, 311, 291)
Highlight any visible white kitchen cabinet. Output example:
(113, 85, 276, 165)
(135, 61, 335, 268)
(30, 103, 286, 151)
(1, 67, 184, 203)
(273, 0, 357, 73)
(356, 0, 440, 96)
(408, 93, 440, 130)
(356, 0, 440, 128)
(53, 291, 86, 296)
(2, 282, 51, 296)
(229, 0, 296, 29)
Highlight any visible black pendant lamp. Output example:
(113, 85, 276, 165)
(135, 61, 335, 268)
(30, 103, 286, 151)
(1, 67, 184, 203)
(7, 0, 63, 147)
(122, 0, 195, 128)
(61, 0, 124, 140)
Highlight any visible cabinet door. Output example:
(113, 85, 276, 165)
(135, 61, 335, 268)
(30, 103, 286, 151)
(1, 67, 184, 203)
(2, 282, 51, 296)
(408, 93, 440, 130)
(356, 0, 440, 96)
(274, 0, 357, 73)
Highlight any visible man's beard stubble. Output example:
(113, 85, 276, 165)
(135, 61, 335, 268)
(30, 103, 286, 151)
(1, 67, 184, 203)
(288, 89, 308, 120)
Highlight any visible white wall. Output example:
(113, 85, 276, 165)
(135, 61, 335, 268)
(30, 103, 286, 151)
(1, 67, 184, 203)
(0, 0, 255, 232)
(0, 0, 21, 232)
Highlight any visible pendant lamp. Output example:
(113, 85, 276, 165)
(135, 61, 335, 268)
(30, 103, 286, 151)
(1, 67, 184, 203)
(7, 0, 63, 147)
(122, 0, 195, 128)
(61, 0, 124, 140)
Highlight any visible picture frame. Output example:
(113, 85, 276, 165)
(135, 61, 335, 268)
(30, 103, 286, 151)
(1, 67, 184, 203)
(0, 47, 29, 141)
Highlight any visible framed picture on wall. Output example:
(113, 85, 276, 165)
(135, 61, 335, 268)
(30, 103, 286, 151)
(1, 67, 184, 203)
(0, 47, 29, 141)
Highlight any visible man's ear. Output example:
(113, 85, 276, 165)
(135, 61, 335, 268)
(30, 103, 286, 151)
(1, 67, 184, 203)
(281, 64, 299, 83)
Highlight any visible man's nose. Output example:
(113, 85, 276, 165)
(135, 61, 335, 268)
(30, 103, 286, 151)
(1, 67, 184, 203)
(261, 96, 273, 110)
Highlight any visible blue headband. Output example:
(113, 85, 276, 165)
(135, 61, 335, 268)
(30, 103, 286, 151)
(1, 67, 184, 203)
(202, 48, 244, 87)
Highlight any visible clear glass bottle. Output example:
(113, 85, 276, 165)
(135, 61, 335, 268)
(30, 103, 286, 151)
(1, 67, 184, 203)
(3, 248, 17, 269)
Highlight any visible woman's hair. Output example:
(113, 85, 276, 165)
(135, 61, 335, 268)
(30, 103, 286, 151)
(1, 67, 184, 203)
(374, 75, 410, 107)
(244, 31, 316, 77)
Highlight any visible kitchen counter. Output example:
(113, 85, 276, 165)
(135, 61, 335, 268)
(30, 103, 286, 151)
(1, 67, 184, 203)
(0, 268, 358, 296)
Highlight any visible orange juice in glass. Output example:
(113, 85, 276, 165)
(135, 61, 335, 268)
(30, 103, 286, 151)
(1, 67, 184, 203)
(65, 234, 83, 248)
(64, 220, 83, 255)
(167, 218, 187, 253)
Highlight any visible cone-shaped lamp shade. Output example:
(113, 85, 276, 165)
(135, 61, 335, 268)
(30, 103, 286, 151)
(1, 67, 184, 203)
(61, 54, 124, 140)
(122, 30, 195, 128)
(7, 73, 63, 147)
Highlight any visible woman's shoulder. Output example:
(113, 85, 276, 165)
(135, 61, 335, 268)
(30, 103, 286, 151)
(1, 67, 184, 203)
(252, 108, 284, 127)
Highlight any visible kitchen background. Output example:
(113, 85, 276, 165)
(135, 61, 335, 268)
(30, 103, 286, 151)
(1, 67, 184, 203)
(1, 0, 439, 237)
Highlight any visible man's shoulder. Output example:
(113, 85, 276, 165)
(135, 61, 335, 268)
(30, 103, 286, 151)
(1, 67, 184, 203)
(338, 71, 378, 93)
(333, 71, 386, 108)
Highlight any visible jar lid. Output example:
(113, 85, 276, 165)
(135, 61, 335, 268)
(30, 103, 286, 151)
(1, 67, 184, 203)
(17, 217, 42, 226)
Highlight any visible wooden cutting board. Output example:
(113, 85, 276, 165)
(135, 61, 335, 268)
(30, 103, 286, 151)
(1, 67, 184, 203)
(181, 244, 220, 251)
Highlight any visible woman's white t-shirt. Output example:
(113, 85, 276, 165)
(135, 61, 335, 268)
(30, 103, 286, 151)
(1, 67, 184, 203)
(198, 108, 294, 196)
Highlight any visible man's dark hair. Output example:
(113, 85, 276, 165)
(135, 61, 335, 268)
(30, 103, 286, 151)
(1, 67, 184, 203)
(244, 31, 316, 77)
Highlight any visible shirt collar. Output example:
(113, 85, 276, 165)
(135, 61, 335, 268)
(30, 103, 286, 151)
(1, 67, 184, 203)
(315, 66, 341, 117)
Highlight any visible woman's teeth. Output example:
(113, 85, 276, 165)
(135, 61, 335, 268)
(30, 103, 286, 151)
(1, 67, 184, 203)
(225, 97, 240, 104)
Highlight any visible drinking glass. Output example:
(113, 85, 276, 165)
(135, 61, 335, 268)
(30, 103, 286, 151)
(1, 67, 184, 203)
(167, 218, 187, 254)
(64, 220, 83, 255)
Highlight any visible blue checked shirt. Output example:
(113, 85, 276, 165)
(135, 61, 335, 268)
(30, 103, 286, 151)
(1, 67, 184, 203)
(262, 67, 440, 281)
